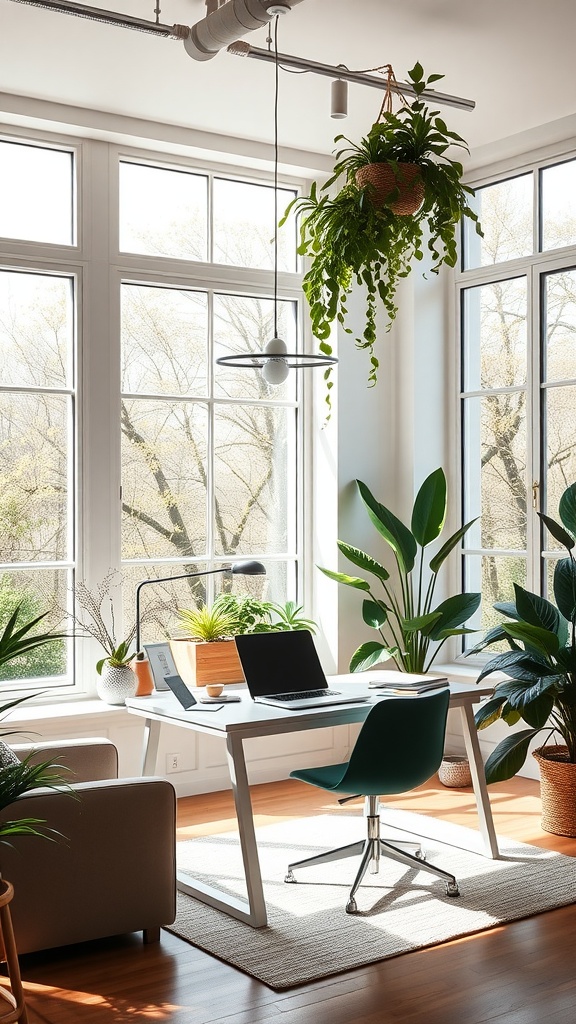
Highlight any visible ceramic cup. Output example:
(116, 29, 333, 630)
(205, 683, 224, 698)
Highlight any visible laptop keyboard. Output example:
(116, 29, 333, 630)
(271, 688, 341, 701)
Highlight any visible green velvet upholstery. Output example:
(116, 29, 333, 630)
(290, 688, 450, 795)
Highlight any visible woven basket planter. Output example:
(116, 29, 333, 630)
(438, 755, 472, 789)
(355, 161, 425, 215)
(533, 745, 576, 837)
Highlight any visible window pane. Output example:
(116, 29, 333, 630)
(463, 394, 527, 550)
(214, 294, 297, 400)
(121, 283, 208, 396)
(462, 278, 527, 391)
(0, 393, 71, 562)
(544, 385, 576, 526)
(544, 268, 576, 383)
(462, 174, 533, 269)
(0, 568, 69, 682)
(541, 160, 576, 251)
(121, 400, 208, 560)
(0, 140, 74, 246)
(463, 554, 527, 651)
(213, 178, 297, 270)
(119, 162, 208, 260)
(213, 405, 295, 556)
(0, 271, 73, 388)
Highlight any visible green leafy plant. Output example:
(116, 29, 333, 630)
(176, 595, 317, 639)
(472, 481, 576, 783)
(176, 602, 240, 642)
(266, 600, 317, 633)
(282, 63, 482, 397)
(72, 572, 136, 674)
(319, 468, 480, 673)
(0, 606, 70, 843)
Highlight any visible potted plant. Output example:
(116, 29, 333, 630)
(282, 62, 482, 393)
(471, 480, 576, 836)
(319, 468, 480, 673)
(73, 573, 137, 705)
(170, 595, 317, 686)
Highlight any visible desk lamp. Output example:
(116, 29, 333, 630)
(135, 560, 266, 654)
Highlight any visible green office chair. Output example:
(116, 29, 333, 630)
(285, 689, 460, 913)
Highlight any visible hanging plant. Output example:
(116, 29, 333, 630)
(282, 62, 483, 396)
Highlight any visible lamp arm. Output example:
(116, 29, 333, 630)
(135, 567, 229, 653)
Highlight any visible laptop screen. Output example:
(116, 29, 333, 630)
(235, 631, 328, 698)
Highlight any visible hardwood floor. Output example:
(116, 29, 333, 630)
(11, 776, 576, 1023)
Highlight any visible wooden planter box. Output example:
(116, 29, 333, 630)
(169, 638, 244, 686)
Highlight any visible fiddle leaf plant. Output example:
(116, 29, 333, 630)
(470, 481, 576, 784)
(281, 62, 482, 399)
(319, 468, 480, 673)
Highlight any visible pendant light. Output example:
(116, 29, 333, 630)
(216, 8, 338, 384)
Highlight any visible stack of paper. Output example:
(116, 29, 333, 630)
(366, 671, 449, 696)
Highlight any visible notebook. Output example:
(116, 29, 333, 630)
(235, 630, 368, 710)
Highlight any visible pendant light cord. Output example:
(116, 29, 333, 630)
(273, 15, 280, 339)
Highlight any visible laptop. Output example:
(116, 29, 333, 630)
(235, 630, 368, 710)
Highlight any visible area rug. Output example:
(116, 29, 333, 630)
(167, 811, 576, 990)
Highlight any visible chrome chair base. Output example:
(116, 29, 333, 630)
(285, 795, 460, 913)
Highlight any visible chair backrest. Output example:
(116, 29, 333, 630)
(337, 689, 450, 796)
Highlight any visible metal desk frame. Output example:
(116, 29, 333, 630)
(126, 677, 497, 928)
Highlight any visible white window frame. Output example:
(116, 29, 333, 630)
(0, 126, 309, 700)
(457, 148, 576, 665)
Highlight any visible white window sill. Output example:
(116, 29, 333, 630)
(4, 699, 129, 726)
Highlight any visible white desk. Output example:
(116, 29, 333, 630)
(126, 676, 496, 928)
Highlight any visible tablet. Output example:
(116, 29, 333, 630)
(163, 674, 223, 711)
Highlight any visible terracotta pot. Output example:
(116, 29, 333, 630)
(533, 745, 576, 837)
(355, 161, 425, 215)
(169, 637, 244, 686)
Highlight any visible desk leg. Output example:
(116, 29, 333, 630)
(460, 703, 500, 859)
(141, 718, 161, 776)
(176, 732, 267, 928)
(225, 731, 267, 927)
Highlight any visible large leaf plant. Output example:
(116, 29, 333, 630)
(319, 468, 480, 673)
(281, 63, 482, 399)
(472, 481, 576, 783)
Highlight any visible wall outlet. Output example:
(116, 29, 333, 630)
(166, 752, 180, 773)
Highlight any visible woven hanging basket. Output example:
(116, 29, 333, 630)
(533, 745, 576, 837)
(355, 162, 425, 215)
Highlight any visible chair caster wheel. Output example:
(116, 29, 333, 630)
(446, 881, 460, 897)
(346, 898, 358, 914)
(285, 870, 296, 883)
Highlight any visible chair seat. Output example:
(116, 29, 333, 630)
(290, 763, 348, 790)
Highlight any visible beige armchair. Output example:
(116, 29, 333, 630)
(0, 737, 177, 955)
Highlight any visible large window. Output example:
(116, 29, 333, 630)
(459, 154, 576, 648)
(0, 134, 304, 693)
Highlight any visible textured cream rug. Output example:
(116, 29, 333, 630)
(168, 812, 576, 990)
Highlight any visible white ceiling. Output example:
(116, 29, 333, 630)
(1, 0, 575, 164)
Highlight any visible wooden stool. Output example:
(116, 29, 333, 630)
(0, 880, 28, 1024)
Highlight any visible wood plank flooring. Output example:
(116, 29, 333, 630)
(10, 775, 576, 1023)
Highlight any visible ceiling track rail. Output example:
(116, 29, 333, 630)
(228, 42, 475, 111)
(6, 0, 474, 110)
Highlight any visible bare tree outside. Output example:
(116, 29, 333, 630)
(462, 164, 576, 639)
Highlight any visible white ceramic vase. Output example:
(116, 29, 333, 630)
(96, 662, 136, 705)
